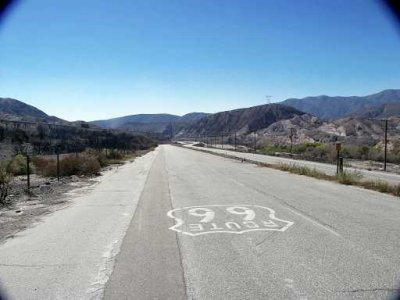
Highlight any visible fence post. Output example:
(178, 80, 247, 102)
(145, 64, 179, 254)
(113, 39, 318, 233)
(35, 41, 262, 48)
(384, 119, 388, 171)
(57, 150, 60, 182)
(26, 154, 30, 190)
(290, 128, 295, 157)
(339, 157, 344, 174)
(336, 142, 341, 175)
(234, 132, 237, 152)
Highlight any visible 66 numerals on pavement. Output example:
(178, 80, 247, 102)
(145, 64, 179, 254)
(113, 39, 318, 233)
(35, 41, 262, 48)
(167, 204, 294, 236)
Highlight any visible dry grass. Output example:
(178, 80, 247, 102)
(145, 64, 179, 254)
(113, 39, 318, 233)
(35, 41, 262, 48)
(336, 170, 363, 185)
(359, 180, 400, 196)
(275, 163, 332, 180)
(0, 163, 12, 205)
(270, 162, 400, 197)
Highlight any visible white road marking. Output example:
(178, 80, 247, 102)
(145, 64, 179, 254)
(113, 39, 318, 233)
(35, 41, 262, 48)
(284, 278, 308, 300)
(167, 204, 294, 236)
(229, 178, 246, 187)
(284, 207, 341, 237)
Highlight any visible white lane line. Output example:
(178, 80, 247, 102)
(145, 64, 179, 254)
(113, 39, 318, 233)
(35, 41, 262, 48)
(228, 177, 341, 238)
(284, 278, 308, 300)
(284, 207, 341, 237)
(229, 178, 246, 187)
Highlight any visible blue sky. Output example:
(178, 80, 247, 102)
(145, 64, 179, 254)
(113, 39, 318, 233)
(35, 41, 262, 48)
(1, 0, 400, 121)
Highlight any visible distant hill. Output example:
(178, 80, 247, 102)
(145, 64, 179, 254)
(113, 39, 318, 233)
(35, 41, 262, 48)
(281, 89, 400, 120)
(120, 122, 171, 133)
(349, 102, 400, 119)
(179, 112, 209, 123)
(0, 98, 65, 123)
(176, 104, 305, 136)
(92, 112, 209, 131)
(92, 114, 180, 129)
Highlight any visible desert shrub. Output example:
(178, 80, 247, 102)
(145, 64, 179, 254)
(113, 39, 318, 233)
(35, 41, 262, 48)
(261, 144, 286, 155)
(107, 149, 123, 160)
(84, 149, 110, 167)
(32, 157, 56, 177)
(7, 154, 35, 176)
(33, 154, 101, 177)
(77, 154, 101, 175)
(0, 162, 12, 205)
(96, 151, 108, 167)
(60, 156, 80, 176)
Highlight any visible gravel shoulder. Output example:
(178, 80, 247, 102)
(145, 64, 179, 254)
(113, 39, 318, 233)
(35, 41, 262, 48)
(0, 166, 119, 244)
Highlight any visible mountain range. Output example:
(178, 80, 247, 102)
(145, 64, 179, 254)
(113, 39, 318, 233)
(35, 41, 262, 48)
(173, 104, 303, 137)
(1, 89, 400, 147)
(282, 89, 400, 119)
(92, 112, 209, 133)
(0, 98, 66, 124)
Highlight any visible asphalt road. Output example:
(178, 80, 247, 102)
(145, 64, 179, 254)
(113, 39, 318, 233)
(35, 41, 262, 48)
(183, 143, 400, 185)
(1, 145, 400, 299)
(105, 145, 400, 299)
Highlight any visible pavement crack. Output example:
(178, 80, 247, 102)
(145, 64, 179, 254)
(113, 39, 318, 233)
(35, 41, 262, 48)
(338, 288, 397, 293)
(163, 149, 189, 300)
(0, 263, 77, 268)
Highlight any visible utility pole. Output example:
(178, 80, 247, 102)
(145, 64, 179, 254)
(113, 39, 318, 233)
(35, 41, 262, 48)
(234, 132, 237, 152)
(253, 133, 257, 153)
(384, 119, 388, 171)
(221, 134, 224, 149)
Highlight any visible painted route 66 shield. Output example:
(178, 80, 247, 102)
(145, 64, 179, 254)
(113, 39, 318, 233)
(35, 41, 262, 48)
(167, 204, 294, 236)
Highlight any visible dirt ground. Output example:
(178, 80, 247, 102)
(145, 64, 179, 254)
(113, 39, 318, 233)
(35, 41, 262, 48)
(0, 165, 120, 245)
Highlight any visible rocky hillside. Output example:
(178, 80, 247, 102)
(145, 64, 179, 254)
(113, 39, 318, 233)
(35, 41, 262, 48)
(255, 114, 400, 147)
(349, 103, 400, 119)
(281, 89, 400, 120)
(0, 98, 65, 123)
(175, 104, 305, 137)
(0, 98, 157, 158)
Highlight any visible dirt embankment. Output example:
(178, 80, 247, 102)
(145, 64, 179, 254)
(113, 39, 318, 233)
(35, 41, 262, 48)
(0, 165, 119, 244)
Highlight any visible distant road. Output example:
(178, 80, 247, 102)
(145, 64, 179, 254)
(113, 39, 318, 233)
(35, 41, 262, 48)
(183, 143, 400, 185)
(1, 145, 400, 299)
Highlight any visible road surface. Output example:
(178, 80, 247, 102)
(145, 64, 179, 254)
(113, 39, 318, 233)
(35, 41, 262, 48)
(183, 143, 400, 185)
(1, 145, 400, 299)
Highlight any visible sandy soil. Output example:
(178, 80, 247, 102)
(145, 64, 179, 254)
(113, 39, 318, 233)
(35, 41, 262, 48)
(0, 165, 120, 244)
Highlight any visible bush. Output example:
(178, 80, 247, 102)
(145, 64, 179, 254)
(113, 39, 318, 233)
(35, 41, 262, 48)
(77, 154, 101, 175)
(33, 154, 101, 177)
(0, 163, 12, 205)
(60, 156, 80, 176)
(107, 149, 124, 160)
(32, 157, 57, 177)
(7, 154, 35, 176)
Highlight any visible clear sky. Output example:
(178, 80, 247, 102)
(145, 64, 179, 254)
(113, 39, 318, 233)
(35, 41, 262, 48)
(1, 0, 400, 121)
